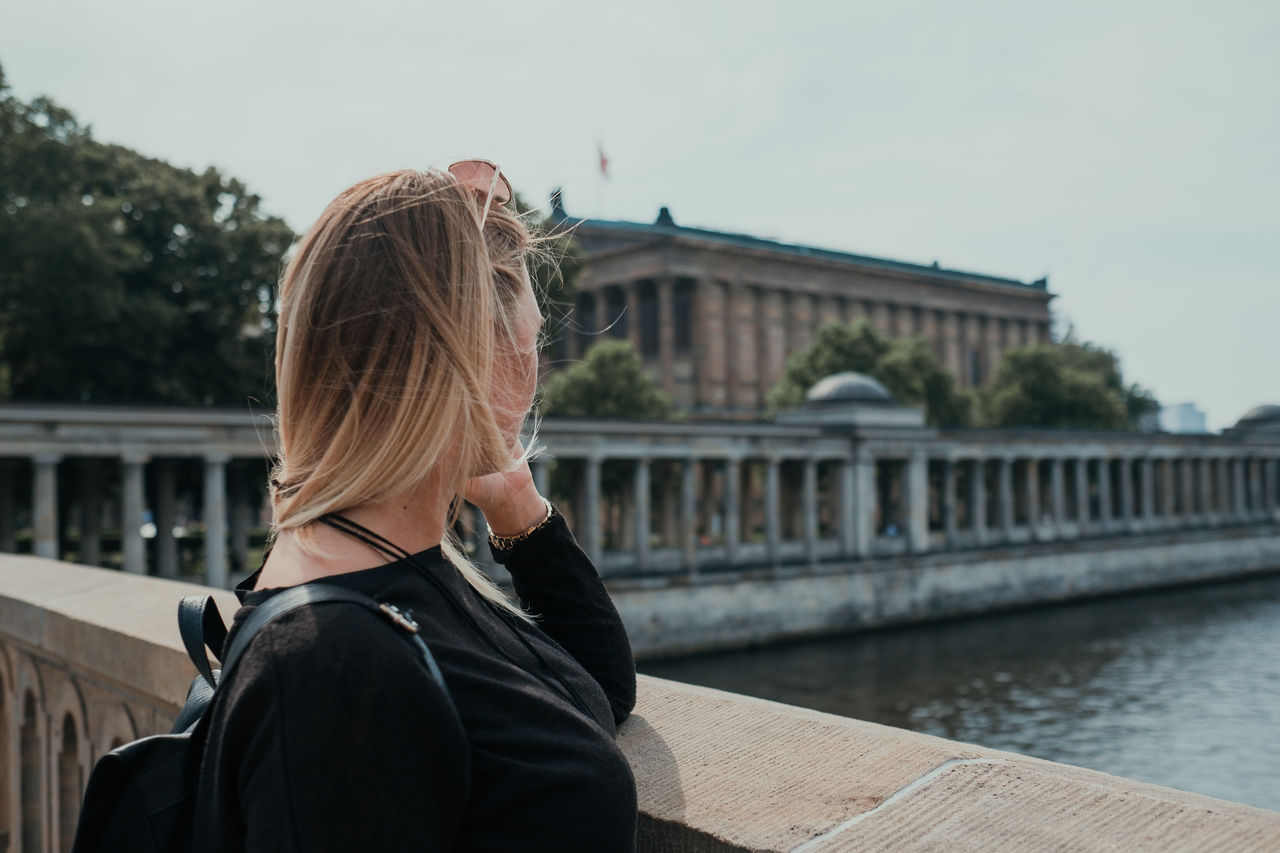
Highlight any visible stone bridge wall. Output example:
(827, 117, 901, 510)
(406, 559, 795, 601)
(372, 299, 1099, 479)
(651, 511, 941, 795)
(3, 558, 1279, 852)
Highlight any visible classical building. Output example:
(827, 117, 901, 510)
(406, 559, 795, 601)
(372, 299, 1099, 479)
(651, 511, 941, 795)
(548, 197, 1054, 418)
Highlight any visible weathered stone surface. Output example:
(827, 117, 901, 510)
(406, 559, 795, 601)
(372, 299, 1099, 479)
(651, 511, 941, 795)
(619, 677, 1280, 852)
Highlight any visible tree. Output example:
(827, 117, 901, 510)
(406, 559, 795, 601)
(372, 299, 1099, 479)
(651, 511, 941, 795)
(767, 321, 972, 427)
(978, 342, 1157, 430)
(540, 339, 674, 420)
(0, 64, 293, 407)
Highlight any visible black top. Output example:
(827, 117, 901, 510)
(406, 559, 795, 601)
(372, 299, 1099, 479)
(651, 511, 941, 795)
(192, 513, 638, 852)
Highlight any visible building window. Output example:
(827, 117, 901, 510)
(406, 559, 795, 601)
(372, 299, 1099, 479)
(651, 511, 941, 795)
(606, 287, 627, 340)
(574, 292, 596, 354)
(639, 281, 659, 357)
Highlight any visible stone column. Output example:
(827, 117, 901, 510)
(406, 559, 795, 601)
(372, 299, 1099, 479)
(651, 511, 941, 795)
(0, 459, 16, 552)
(723, 458, 741, 566)
(1050, 459, 1066, 538)
(997, 457, 1014, 541)
(624, 281, 642, 353)
(723, 281, 742, 414)
(121, 451, 148, 574)
(970, 458, 987, 545)
(694, 277, 727, 413)
(765, 457, 781, 564)
(1098, 458, 1113, 531)
(204, 453, 230, 588)
(802, 457, 818, 563)
(854, 449, 875, 558)
(656, 277, 676, 396)
(1140, 458, 1156, 527)
(1073, 458, 1089, 535)
(633, 459, 650, 572)
(942, 312, 963, 381)
(681, 458, 699, 576)
(154, 459, 178, 578)
(78, 459, 102, 567)
(582, 456, 603, 566)
(32, 452, 62, 559)
(941, 460, 958, 545)
(839, 458, 857, 558)
(907, 448, 929, 553)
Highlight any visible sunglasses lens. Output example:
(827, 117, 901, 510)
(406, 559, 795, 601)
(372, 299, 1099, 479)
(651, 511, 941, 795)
(448, 160, 512, 206)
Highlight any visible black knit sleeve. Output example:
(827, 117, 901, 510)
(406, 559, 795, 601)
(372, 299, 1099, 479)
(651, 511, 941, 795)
(221, 606, 471, 852)
(491, 512, 637, 728)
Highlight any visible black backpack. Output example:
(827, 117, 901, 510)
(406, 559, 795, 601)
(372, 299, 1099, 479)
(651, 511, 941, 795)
(70, 584, 453, 853)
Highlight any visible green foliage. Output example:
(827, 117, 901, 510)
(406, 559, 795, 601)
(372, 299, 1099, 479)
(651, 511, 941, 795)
(767, 321, 972, 427)
(0, 65, 293, 406)
(540, 339, 674, 420)
(978, 342, 1157, 430)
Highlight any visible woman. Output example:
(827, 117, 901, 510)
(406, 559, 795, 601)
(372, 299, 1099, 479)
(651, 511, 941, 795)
(192, 164, 639, 851)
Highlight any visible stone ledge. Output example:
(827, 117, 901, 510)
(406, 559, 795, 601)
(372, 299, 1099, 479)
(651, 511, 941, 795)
(623, 676, 1280, 851)
(4, 557, 1278, 850)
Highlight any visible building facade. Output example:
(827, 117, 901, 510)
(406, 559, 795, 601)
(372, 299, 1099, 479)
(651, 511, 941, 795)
(549, 199, 1055, 418)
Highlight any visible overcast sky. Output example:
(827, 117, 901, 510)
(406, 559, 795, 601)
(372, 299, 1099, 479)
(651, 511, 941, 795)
(3, 0, 1276, 428)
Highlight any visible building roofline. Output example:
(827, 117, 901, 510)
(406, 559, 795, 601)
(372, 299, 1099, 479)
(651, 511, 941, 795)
(553, 211, 1049, 293)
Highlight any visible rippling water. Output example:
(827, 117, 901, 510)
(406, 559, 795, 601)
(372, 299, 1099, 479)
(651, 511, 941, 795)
(638, 573, 1280, 812)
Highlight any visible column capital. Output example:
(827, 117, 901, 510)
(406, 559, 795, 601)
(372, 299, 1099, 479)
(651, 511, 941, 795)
(32, 451, 63, 465)
(121, 448, 150, 465)
(204, 451, 233, 465)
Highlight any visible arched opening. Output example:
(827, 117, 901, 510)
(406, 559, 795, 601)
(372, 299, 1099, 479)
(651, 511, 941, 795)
(20, 691, 42, 853)
(0, 675, 11, 853)
(57, 713, 80, 853)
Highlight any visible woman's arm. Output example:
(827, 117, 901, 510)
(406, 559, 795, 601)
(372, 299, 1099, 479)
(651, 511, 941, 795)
(491, 512, 637, 728)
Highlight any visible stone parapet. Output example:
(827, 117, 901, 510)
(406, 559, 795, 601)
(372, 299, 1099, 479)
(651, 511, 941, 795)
(3, 559, 1278, 852)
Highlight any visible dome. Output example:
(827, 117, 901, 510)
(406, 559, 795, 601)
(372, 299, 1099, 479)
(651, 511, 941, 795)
(1235, 404, 1280, 430)
(804, 372, 894, 407)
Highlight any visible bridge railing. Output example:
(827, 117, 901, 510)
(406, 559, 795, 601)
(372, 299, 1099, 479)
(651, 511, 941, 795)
(3, 557, 1279, 852)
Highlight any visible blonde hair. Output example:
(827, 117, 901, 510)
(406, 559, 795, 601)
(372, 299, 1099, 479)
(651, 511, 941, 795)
(270, 168, 536, 619)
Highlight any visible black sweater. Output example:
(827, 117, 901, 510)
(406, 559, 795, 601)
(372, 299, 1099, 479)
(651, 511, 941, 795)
(192, 513, 638, 852)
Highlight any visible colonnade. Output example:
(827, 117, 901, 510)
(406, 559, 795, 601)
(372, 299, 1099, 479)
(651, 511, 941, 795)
(535, 429, 1280, 577)
(1, 406, 1277, 588)
(0, 453, 262, 587)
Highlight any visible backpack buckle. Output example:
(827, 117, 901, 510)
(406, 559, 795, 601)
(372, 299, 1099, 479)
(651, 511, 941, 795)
(378, 603, 420, 633)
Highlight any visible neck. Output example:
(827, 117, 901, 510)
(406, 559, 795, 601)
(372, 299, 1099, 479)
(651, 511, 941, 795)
(260, 479, 451, 587)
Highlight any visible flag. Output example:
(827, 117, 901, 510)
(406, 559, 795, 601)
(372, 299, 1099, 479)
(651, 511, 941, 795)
(598, 144, 609, 179)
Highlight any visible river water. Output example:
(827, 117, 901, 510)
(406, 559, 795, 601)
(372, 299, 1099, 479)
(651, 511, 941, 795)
(638, 573, 1280, 813)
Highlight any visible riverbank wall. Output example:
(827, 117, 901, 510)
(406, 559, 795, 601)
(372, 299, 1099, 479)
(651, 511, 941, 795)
(3, 556, 1278, 852)
(616, 524, 1280, 659)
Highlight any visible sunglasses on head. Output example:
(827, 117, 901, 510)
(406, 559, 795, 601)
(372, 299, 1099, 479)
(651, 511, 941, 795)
(447, 159, 512, 225)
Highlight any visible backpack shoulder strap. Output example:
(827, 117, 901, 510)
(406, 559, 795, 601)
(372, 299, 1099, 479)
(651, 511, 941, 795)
(220, 583, 455, 714)
(178, 595, 228, 691)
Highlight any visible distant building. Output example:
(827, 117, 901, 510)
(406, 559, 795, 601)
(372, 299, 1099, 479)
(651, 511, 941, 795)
(1159, 403, 1209, 434)
(548, 196, 1054, 419)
